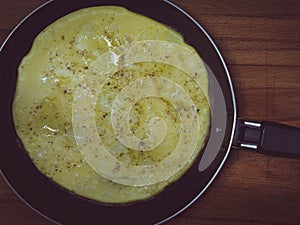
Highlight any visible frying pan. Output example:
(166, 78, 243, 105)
(0, 0, 299, 224)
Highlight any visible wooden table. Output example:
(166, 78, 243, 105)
(1, 0, 300, 224)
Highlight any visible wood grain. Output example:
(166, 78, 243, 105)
(1, 0, 300, 225)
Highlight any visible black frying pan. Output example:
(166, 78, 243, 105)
(0, 0, 299, 224)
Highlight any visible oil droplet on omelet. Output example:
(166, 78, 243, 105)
(13, 6, 210, 203)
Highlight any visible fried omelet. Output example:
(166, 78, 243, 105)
(13, 6, 210, 203)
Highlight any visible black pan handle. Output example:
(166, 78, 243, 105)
(233, 118, 300, 158)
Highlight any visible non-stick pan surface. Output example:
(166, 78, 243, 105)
(0, 0, 236, 224)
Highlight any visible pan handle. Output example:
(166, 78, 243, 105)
(233, 119, 300, 158)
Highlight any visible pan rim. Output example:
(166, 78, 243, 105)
(0, 0, 237, 224)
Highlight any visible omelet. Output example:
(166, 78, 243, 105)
(12, 6, 210, 203)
